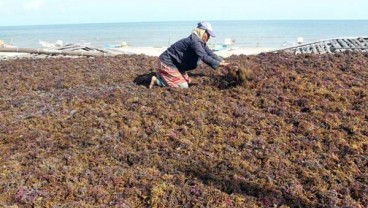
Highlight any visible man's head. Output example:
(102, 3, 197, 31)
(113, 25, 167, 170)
(197, 21, 215, 38)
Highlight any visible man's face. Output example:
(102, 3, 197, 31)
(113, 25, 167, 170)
(202, 32, 210, 43)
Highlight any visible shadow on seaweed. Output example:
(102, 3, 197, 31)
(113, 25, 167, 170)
(210, 74, 242, 90)
(184, 161, 314, 207)
(133, 72, 245, 90)
(133, 71, 217, 89)
(187, 72, 207, 78)
(133, 72, 156, 88)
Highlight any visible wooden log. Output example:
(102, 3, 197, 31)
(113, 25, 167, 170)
(324, 42, 332, 53)
(82, 47, 108, 53)
(344, 39, 354, 47)
(317, 44, 326, 54)
(57, 45, 108, 53)
(317, 44, 323, 54)
(332, 40, 342, 52)
(337, 39, 349, 49)
(344, 39, 356, 51)
(348, 39, 362, 48)
(304, 46, 310, 53)
(358, 38, 368, 47)
(338, 39, 359, 51)
(351, 39, 367, 52)
(0, 47, 116, 57)
(271, 37, 368, 54)
(297, 47, 302, 54)
(346, 39, 361, 52)
(311, 44, 318, 54)
(57, 45, 81, 50)
(315, 43, 321, 53)
(331, 40, 341, 49)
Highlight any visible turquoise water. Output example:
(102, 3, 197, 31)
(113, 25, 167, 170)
(1, 20, 368, 49)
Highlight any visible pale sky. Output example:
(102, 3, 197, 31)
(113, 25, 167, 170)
(0, 0, 367, 26)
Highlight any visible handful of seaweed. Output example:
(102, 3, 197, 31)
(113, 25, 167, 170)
(227, 64, 254, 87)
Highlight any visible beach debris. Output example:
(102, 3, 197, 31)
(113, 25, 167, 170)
(114, 41, 128, 48)
(210, 38, 237, 51)
(0, 46, 114, 58)
(0, 40, 118, 60)
(39, 40, 64, 48)
(297, 37, 304, 44)
(0, 41, 122, 59)
(0, 40, 16, 48)
(56, 44, 109, 54)
(273, 37, 368, 54)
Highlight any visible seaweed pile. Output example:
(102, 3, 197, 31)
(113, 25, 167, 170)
(0, 52, 367, 207)
(227, 64, 254, 87)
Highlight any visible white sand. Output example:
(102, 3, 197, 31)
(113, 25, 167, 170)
(109, 46, 168, 57)
(0, 52, 30, 60)
(0, 46, 275, 60)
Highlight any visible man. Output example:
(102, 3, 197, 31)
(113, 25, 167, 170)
(149, 21, 230, 89)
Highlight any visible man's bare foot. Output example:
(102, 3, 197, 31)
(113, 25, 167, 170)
(149, 76, 157, 89)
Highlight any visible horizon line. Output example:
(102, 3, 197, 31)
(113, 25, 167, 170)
(1, 19, 368, 28)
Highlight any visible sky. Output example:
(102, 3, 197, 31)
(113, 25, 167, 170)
(0, 0, 367, 26)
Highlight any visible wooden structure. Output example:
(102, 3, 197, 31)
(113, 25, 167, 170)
(0, 44, 118, 58)
(272, 37, 368, 54)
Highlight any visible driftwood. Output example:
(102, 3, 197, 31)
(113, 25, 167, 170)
(56, 44, 109, 53)
(272, 37, 368, 54)
(0, 47, 116, 57)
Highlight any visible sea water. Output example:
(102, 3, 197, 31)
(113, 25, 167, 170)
(1, 20, 368, 49)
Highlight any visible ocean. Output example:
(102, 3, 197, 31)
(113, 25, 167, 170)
(1, 20, 368, 49)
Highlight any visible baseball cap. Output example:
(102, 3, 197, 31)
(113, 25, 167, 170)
(197, 21, 215, 37)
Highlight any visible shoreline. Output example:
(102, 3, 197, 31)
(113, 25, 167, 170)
(109, 46, 275, 57)
(0, 46, 275, 60)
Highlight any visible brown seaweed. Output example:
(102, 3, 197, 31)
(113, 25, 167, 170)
(0, 52, 367, 207)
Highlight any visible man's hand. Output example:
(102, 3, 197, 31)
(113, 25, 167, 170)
(219, 60, 230, 68)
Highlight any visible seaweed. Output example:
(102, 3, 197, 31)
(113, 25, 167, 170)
(0, 52, 367, 207)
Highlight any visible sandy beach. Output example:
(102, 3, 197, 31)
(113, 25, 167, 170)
(0, 52, 31, 59)
(0, 46, 275, 60)
(104, 46, 275, 57)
